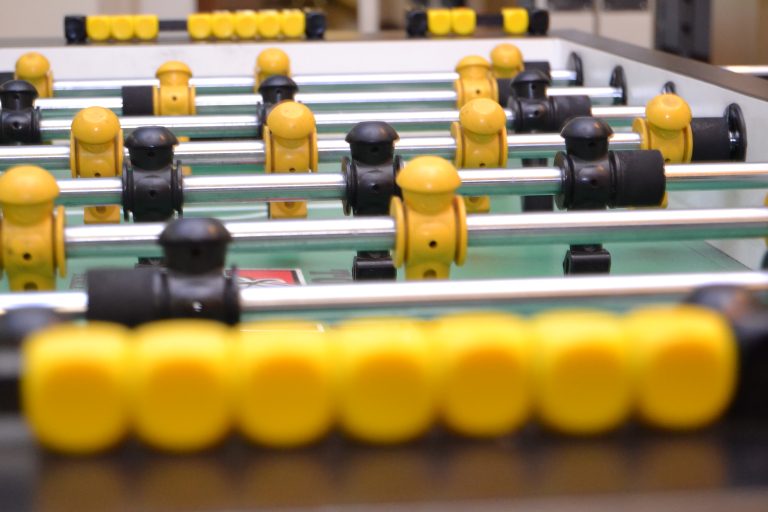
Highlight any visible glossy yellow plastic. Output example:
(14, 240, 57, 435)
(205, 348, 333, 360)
(0, 166, 65, 291)
(532, 310, 632, 435)
(258, 10, 281, 39)
(15, 52, 53, 98)
(490, 43, 524, 79)
(234, 321, 334, 447)
(427, 8, 452, 36)
(86, 15, 111, 41)
(255, 47, 291, 87)
(130, 320, 233, 452)
(263, 101, 318, 218)
(335, 318, 436, 444)
(450, 8, 476, 36)
(153, 61, 196, 116)
(234, 10, 259, 39)
(632, 94, 693, 164)
(110, 15, 135, 41)
(502, 8, 529, 35)
(432, 313, 533, 437)
(22, 322, 130, 454)
(187, 13, 212, 40)
(452, 98, 508, 213)
(280, 9, 305, 39)
(211, 11, 235, 39)
(390, 156, 467, 279)
(625, 305, 737, 430)
(70, 107, 123, 224)
(134, 14, 159, 40)
(454, 56, 498, 108)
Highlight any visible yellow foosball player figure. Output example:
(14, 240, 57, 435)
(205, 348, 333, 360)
(390, 156, 467, 280)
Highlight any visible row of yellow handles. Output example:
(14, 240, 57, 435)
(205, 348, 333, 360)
(24, 304, 735, 455)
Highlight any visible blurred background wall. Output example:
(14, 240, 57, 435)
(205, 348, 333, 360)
(0, 1, 765, 65)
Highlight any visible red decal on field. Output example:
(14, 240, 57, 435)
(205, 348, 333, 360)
(231, 269, 305, 287)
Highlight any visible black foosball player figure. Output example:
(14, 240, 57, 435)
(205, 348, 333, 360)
(122, 126, 182, 267)
(341, 122, 402, 280)
(553, 117, 666, 274)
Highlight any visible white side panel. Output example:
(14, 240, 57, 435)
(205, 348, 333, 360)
(0, 38, 561, 79)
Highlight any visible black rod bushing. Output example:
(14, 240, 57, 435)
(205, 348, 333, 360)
(690, 104, 747, 162)
(122, 86, 155, 116)
(567, 52, 584, 86)
(685, 285, 768, 419)
(609, 66, 627, 105)
(305, 10, 327, 39)
(609, 150, 666, 208)
(64, 15, 87, 43)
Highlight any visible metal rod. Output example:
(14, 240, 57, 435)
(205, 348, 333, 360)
(61, 208, 768, 259)
(2, 271, 768, 316)
(51, 69, 580, 97)
(36, 105, 644, 141)
(237, 271, 768, 312)
(182, 173, 348, 203)
(0, 132, 643, 170)
(664, 163, 768, 190)
(55, 167, 562, 207)
(51, 163, 768, 208)
(722, 65, 768, 77)
(35, 87, 624, 118)
(0, 291, 88, 316)
(590, 106, 645, 121)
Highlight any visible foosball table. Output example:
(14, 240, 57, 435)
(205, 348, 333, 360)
(0, 17, 767, 511)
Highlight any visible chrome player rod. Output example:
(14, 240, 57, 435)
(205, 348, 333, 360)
(34, 106, 645, 141)
(62, 207, 768, 259)
(51, 69, 580, 97)
(51, 163, 768, 208)
(0, 133, 643, 170)
(34, 86, 623, 118)
(722, 65, 768, 77)
(2, 271, 767, 317)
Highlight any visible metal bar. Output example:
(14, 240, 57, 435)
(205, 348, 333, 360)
(61, 208, 768, 259)
(182, 173, 348, 203)
(464, 208, 768, 246)
(722, 65, 768, 77)
(0, 131, 640, 170)
(49, 162, 768, 208)
(34, 87, 623, 118)
(546, 86, 621, 100)
(35, 104, 642, 140)
(2, 271, 768, 316)
(40, 115, 262, 140)
(237, 271, 768, 312)
(0, 291, 88, 316)
(51, 69, 580, 97)
(57, 178, 123, 204)
(664, 163, 768, 190)
(64, 217, 395, 258)
(590, 105, 645, 121)
(54, 167, 563, 207)
(0, 145, 72, 169)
